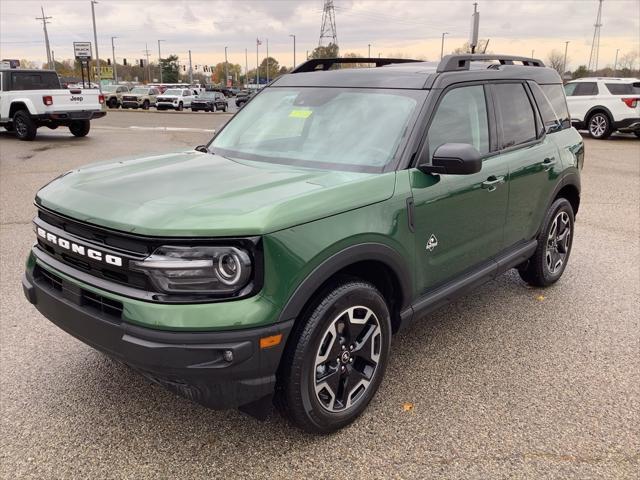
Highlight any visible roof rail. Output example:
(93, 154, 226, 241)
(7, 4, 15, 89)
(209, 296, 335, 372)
(437, 54, 545, 73)
(291, 57, 421, 73)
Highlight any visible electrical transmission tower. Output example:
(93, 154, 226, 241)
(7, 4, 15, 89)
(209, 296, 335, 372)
(588, 0, 603, 71)
(36, 6, 53, 70)
(318, 0, 338, 47)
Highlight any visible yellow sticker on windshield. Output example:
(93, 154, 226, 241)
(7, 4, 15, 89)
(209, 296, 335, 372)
(289, 109, 312, 119)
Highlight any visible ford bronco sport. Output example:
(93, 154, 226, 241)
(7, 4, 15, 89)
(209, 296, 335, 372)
(22, 55, 583, 433)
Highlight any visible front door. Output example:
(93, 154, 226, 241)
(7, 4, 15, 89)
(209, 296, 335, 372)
(410, 84, 509, 294)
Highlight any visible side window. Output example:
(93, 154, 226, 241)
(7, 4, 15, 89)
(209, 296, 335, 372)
(540, 84, 571, 129)
(493, 83, 537, 148)
(573, 82, 598, 96)
(564, 83, 578, 96)
(426, 85, 489, 160)
(0, 72, 3, 92)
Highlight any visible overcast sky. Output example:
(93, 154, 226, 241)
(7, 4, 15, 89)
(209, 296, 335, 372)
(1, 0, 638, 71)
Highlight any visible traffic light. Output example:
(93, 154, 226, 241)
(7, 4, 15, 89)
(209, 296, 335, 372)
(139, 59, 144, 68)
(123, 58, 127, 65)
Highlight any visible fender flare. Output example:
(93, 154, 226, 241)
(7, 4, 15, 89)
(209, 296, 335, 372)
(277, 242, 413, 324)
(9, 98, 37, 117)
(584, 105, 614, 124)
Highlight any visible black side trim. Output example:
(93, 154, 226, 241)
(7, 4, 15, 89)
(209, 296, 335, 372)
(406, 197, 415, 232)
(278, 243, 413, 323)
(407, 240, 537, 325)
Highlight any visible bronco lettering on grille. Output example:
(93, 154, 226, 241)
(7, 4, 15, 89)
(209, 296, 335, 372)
(37, 227, 123, 267)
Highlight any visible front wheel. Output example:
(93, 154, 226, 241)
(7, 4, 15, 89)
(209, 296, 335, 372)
(107, 98, 118, 108)
(633, 132, 640, 138)
(588, 112, 612, 139)
(276, 280, 391, 433)
(142, 100, 150, 110)
(177, 102, 183, 111)
(519, 197, 574, 287)
(69, 120, 90, 137)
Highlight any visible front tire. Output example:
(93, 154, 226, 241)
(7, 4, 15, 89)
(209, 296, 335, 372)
(69, 120, 90, 137)
(142, 100, 150, 110)
(107, 98, 118, 108)
(633, 132, 640, 138)
(177, 102, 184, 111)
(519, 198, 575, 287)
(588, 112, 612, 139)
(13, 110, 37, 141)
(276, 280, 391, 433)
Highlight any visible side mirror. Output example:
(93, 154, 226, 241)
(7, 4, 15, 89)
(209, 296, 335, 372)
(418, 143, 482, 175)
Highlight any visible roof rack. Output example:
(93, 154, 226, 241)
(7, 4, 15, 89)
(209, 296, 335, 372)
(437, 54, 545, 73)
(291, 57, 421, 73)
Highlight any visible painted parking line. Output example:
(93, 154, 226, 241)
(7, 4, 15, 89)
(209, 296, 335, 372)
(94, 125, 216, 133)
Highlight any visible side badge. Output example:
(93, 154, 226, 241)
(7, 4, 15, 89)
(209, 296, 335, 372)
(426, 234, 438, 252)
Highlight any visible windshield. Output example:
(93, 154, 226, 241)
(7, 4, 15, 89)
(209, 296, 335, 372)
(198, 92, 216, 99)
(130, 87, 148, 94)
(164, 89, 183, 95)
(102, 85, 118, 92)
(210, 87, 425, 172)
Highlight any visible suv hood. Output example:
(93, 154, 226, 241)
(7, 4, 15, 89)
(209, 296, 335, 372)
(36, 151, 396, 236)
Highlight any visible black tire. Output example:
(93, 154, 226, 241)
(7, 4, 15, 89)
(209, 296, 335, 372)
(107, 98, 118, 108)
(13, 110, 37, 141)
(587, 111, 612, 139)
(3, 123, 14, 132)
(222, 105, 227, 112)
(634, 132, 640, 138)
(142, 100, 150, 110)
(210, 106, 215, 112)
(275, 279, 392, 434)
(122, 105, 129, 109)
(177, 102, 184, 111)
(69, 120, 90, 137)
(518, 197, 575, 287)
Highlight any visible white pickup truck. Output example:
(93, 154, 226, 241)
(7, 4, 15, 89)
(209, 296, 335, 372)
(0, 68, 106, 140)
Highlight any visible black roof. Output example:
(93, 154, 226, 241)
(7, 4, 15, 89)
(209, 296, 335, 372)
(272, 54, 562, 90)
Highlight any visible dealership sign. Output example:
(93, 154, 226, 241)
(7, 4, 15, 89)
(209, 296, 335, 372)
(73, 42, 92, 60)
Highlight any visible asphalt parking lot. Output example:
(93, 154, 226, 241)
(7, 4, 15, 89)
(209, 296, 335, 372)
(0, 113, 638, 479)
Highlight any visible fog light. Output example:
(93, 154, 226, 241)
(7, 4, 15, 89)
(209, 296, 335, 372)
(223, 350, 234, 362)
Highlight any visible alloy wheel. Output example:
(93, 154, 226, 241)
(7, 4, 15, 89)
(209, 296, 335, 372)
(14, 117, 27, 137)
(589, 114, 607, 137)
(314, 306, 382, 412)
(546, 211, 571, 274)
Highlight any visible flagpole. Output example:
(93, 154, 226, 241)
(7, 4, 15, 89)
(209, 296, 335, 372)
(256, 38, 259, 89)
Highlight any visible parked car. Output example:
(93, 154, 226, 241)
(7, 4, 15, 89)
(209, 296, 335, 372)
(102, 84, 130, 109)
(22, 54, 583, 433)
(121, 86, 159, 110)
(0, 68, 105, 140)
(155, 88, 196, 111)
(190, 91, 228, 112)
(235, 90, 256, 107)
(564, 77, 640, 139)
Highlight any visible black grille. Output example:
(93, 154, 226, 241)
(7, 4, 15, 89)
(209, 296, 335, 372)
(34, 265, 123, 320)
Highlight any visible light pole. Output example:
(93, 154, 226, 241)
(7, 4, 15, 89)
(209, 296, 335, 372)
(111, 37, 118, 83)
(531, 49, 535, 58)
(562, 41, 570, 78)
(368, 43, 371, 58)
(440, 32, 449, 60)
(157, 39, 165, 83)
(245, 48, 248, 88)
(289, 34, 296, 68)
(90, 0, 101, 91)
(266, 38, 269, 83)
(613, 48, 619, 74)
(224, 46, 229, 88)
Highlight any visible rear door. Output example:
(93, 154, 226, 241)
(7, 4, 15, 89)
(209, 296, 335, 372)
(410, 83, 509, 292)
(491, 82, 560, 247)
(564, 81, 599, 123)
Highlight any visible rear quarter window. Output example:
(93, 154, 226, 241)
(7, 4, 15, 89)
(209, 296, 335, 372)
(11, 71, 61, 90)
(605, 82, 640, 95)
(537, 83, 571, 130)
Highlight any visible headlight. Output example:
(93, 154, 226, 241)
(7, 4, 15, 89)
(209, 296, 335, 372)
(131, 245, 252, 295)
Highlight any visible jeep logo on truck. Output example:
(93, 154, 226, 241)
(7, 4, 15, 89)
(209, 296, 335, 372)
(36, 227, 123, 267)
(70, 96, 84, 102)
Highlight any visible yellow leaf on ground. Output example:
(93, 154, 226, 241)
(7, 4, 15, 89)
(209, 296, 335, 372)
(536, 295, 545, 301)
(402, 402, 414, 412)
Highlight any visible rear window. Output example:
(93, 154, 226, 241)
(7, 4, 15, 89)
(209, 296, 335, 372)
(605, 82, 640, 95)
(11, 71, 61, 90)
(493, 83, 537, 148)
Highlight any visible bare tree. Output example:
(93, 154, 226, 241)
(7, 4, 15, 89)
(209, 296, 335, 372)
(617, 51, 639, 71)
(452, 39, 491, 55)
(546, 49, 568, 76)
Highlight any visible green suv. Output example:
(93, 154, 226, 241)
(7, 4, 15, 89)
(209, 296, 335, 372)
(22, 55, 583, 433)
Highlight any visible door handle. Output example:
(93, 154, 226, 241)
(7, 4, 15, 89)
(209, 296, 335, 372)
(542, 157, 557, 171)
(481, 175, 505, 192)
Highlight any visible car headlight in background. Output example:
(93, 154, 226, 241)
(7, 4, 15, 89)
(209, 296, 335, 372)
(131, 245, 252, 295)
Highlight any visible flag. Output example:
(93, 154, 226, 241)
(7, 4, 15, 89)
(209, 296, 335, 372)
(256, 38, 262, 46)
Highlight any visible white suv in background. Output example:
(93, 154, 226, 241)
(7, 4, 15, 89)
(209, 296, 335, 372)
(564, 77, 640, 139)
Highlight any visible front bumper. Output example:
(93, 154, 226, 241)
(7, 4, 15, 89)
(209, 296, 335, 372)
(156, 102, 180, 109)
(23, 261, 293, 409)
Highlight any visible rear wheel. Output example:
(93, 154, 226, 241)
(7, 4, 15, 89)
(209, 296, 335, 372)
(276, 280, 391, 433)
(13, 110, 37, 140)
(588, 112, 612, 139)
(69, 120, 90, 137)
(519, 198, 574, 287)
